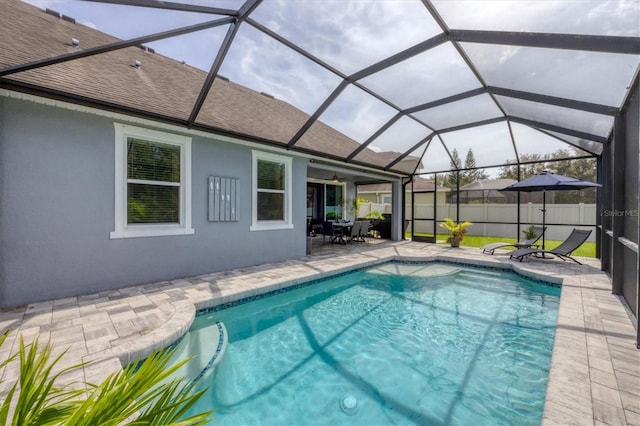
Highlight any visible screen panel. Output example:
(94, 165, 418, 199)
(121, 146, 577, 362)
(433, 0, 640, 37)
(249, 0, 442, 75)
(359, 43, 482, 109)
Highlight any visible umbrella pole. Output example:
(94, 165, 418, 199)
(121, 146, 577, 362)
(542, 190, 546, 250)
(541, 189, 549, 257)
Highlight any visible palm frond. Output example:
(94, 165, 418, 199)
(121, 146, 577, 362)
(63, 348, 212, 425)
(0, 333, 212, 425)
(1, 336, 85, 426)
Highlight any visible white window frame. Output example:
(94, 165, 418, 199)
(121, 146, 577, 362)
(110, 123, 194, 239)
(251, 150, 293, 231)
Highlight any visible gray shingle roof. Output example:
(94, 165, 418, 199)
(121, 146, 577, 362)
(0, 0, 406, 171)
(3, 0, 635, 177)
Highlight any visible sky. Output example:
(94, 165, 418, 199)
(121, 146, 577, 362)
(20, 0, 640, 171)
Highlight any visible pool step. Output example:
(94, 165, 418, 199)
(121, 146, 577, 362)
(188, 321, 228, 386)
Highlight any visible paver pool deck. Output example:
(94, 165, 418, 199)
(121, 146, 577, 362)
(0, 240, 638, 425)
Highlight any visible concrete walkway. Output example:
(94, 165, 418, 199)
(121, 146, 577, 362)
(0, 241, 638, 425)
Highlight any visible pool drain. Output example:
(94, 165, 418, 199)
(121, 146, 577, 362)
(339, 394, 359, 416)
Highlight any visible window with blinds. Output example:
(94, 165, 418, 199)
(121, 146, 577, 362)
(251, 150, 293, 231)
(127, 138, 181, 224)
(257, 159, 285, 221)
(111, 123, 193, 239)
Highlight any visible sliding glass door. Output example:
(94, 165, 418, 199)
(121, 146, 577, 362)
(307, 181, 345, 222)
(325, 184, 344, 221)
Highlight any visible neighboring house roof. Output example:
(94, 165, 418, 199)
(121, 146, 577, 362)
(458, 179, 517, 191)
(0, 0, 394, 170)
(359, 178, 448, 193)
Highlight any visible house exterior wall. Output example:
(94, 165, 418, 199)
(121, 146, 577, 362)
(0, 96, 306, 307)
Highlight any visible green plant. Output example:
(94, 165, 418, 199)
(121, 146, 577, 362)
(347, 197, 368, 218)
(439, 218, 472, 246)
(0, 333, 212, 425)
(326, 211, 339, 220)
(364, 210, 384, 220)
(522, 225, 538, 241)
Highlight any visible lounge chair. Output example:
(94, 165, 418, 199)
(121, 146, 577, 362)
(482, 226, 546, 255)
(508, 229, 592, 265)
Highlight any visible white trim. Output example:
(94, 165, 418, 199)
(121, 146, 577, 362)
(250, 150, 293, 232)
(111, 123, 194, 239)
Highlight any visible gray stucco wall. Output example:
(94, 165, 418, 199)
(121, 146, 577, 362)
(0, 96, 306, 307)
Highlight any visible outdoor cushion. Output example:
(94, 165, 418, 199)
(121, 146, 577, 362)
(509, 229, 592, 265)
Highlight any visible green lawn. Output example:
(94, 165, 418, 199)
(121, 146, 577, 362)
(407, 233, 596, 258)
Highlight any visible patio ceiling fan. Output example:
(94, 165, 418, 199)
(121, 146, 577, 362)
(331, 173, 345, 183)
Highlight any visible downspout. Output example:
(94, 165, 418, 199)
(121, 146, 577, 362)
(402, 176, 414, 240)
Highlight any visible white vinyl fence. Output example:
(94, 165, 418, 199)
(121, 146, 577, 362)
(358, 202, 392, 217)
(360, 202, 597, 242)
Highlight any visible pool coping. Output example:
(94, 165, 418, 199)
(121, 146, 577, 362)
(0, 241, 637, 425)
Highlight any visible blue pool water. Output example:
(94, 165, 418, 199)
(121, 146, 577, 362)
(174, 262, 561, 426)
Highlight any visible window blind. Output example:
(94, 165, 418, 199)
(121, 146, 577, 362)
(126, 138, 181, 224)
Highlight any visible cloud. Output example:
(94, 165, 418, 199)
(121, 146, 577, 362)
(250, 0, 442, 75)
(219, 24, 342, 114)
(438, 122, 517, 167)
(319, 84, 398, 142)
(358, 42, 482, 109)
(23, 0, 219, 41)
(432, 0, 639, 36)
(462, 43, 639, 107)
(584, 0, 640, 36)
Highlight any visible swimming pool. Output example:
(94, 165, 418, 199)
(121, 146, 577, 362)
(171, 261, 561, 425)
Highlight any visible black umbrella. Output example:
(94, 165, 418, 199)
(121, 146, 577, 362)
(500, 171, 601, 250)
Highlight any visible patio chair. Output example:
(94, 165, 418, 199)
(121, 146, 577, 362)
(346, 221, 363, 244)
(353, 220, 371, 243)
(481, 226, 547, 255)
(360, 220, 373, 243)
(322, 221, 342, 245)
(508, 228, 592, 265)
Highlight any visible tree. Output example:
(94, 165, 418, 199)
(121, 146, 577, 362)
(441, 148, 462, 190)
(462, 149, 489, 185)
(498, 153, 548, 180)
(442, 148, 491, 190)
(498, 148, 597, 203)
(550, 153, 597, 203)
